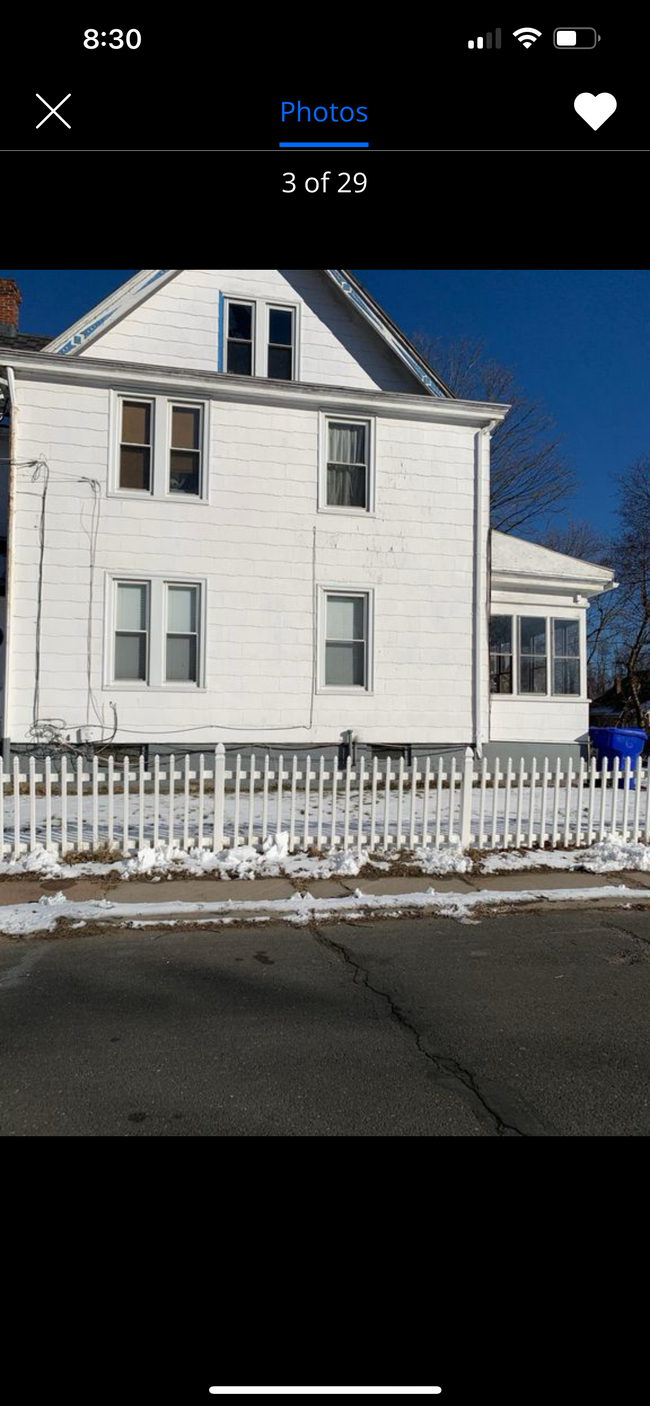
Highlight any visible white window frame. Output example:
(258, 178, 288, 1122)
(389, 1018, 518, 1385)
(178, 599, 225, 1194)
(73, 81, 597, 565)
(490, 612, 585, 700)
(109, 392, 210, 504)
(114, 579, 150, 685)
(551, 617, 582, 697)
(318, 412, 376, 515)
(317, 586, 374, 695)
(105, 571, 207, 691)
(222, 294, 301, 380)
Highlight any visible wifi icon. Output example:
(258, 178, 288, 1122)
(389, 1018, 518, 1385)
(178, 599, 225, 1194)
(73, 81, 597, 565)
(513, 27, 542, 47)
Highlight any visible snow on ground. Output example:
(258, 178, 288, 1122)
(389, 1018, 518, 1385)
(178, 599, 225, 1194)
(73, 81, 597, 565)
(3, 836, 650, 884)
(0, 883, 642, 938)
(480, 839, 650, 874)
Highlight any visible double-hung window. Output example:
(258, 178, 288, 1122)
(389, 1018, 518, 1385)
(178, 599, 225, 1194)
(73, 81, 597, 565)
(113, 395, 208, 501)
(553, 620, 581, 695)
(166, 585, 199, 684)
(120, 401, 152, 492)
(267, 307, 295, 380)
(110, 577, 204, 688)
(321, 415, 374, 512)
(519, 618, 547, 694)
(222, 296, 299, 379)
(170, 405, 202, 496)
(115, 582, 149, 682)
(323, 592, 370, 690)
(226, 302, 255, 376)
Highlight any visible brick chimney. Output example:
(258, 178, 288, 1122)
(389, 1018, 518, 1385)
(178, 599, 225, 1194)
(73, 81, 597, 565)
(0, 279, 21, 339)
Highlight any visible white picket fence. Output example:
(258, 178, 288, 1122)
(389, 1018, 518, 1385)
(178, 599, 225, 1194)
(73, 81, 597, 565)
(1, 744, 649, 860)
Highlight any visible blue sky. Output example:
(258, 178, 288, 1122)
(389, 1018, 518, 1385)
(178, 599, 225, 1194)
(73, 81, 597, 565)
(3, 267, 648, 536)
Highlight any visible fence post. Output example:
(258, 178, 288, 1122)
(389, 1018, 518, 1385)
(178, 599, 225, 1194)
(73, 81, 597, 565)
(460, 747, 474, 849)
(213, 743, 226, 852)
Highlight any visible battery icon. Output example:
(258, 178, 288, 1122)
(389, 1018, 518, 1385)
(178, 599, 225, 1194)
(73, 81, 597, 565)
(554, 27, 600, 47)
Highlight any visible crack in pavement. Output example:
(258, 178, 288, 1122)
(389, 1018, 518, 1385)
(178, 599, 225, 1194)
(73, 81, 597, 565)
(309, 920, 539, 1137)
(603, 919, 650, 951)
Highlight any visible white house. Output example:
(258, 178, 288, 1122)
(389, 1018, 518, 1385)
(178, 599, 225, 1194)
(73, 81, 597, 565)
(0, 269, 614, 769)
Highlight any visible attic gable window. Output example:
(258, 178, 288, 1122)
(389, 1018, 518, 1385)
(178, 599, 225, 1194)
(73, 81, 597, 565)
(268, 307, 295, 380)
(222, 295, 299, 379)
(226, 302, 254, 376)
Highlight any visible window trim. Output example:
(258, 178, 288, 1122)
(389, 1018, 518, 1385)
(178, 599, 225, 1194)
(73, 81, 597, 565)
(317, 585, 374, 694)
(164, 582, 200, 686)
(109, 392, 210, 505)
(105, 572, 207, 691)
(318, 412, 376, 515)
(221, 293, 301, 380)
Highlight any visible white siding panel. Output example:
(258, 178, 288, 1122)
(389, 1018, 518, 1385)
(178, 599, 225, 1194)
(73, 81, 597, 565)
(78, 270, 423, 393)
(6, 375, 478, 745)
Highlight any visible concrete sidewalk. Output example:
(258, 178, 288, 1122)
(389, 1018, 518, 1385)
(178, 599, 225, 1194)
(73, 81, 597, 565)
(2, 866, 650, 911)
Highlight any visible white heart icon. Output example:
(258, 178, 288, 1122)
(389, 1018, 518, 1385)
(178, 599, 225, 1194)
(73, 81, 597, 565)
(574, 92, 617, 130)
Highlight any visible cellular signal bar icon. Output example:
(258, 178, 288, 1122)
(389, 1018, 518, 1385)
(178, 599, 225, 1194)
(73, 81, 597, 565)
(468, 30, 501, 48)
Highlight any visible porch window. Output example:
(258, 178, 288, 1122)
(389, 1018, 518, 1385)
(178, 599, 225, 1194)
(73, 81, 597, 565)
(325, 593, 368, 688)
(170, 405, 202, 496)
(326, 420, 370, 509)
(119, 400, 152, 491)
(519, 617, 547, 694)
(489, 616, 513, 693)
(226, 301, 254, 376)
(115, 582, 149, 681)
(166, 585, 199, 683)
(267, 307, 295, 380)
(553, 619, 580, 695)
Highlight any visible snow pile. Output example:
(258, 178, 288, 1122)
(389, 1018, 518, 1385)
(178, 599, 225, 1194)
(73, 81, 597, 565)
(0, 836, 370, 883)
(412, 842, 473, 875)
(480, 840, 650, 875)
(0, 882, 641, 937)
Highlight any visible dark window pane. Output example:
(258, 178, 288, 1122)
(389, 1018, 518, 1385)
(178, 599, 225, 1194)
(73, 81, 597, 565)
(269, 309, 293, 346)
(268, 345, 293, 380)
(554, 619, 579, 657)
(325, 641, 365, 687)
(122, 401, 150, 445)
(228, 303, 252, 341)
(489, 616, 512, 651)
(520, 617, 546, 655)
(166, 635, 197, 683)
(120, 446, 151, 491)
(170, 450, 200, 495)
(172, 407, 200, 450)
(227, 340, 252, 375)
(327, 464, 366, 507)
(520, 658, 547, 694)
(490, 653, 512, 694)
(554, 659, 580, 695)
(115, 633, 146, 682)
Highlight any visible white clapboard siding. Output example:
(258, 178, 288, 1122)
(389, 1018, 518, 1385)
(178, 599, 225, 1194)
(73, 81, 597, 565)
(2, 746, 648, 861)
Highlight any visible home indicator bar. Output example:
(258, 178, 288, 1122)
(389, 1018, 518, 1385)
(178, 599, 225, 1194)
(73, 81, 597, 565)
(209, 1391, 443, 1397)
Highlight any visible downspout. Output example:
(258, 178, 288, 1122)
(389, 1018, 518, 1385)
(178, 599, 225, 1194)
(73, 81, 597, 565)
(473, 419, 499, 758)
(1, 364, 16, 769)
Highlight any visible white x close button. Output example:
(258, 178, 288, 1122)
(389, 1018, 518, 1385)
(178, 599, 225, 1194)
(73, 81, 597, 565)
(36, 93, 71, 129)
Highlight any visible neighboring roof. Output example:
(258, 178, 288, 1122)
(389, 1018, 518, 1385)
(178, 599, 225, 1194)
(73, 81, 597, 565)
(592, 675, 650, 711)
(42, 268, 453, 399)
(491, 529, 616, 598)
(0, 333, 50, 351)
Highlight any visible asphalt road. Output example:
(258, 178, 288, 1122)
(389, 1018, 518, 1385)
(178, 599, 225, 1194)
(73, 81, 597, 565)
(1, 907, 649, 1136)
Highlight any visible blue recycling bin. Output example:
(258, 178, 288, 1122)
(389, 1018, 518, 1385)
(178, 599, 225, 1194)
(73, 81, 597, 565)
(590, 726, 647, 787)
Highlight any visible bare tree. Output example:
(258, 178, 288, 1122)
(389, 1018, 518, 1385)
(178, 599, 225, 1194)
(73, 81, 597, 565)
(607, 457, 650, 726)
(413, 333, 576, 534)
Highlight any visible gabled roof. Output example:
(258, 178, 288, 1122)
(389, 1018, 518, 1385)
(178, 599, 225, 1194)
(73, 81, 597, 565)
(491, 529, 616, 599)
(43, 269, 453, 399)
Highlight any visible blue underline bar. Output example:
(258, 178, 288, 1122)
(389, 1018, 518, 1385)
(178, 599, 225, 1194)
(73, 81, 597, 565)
(279, 142, 369, 148)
